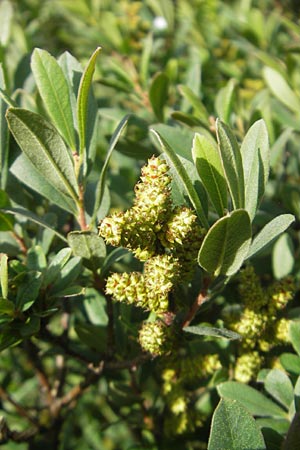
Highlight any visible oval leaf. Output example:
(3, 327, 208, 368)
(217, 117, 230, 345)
(241, 119, 269, 220)
(216, 119, 245, 210)
(264, 369, 294, 410)
(10, 154, 78, 214)
(6, 108, 79, 202)
(217, 381, 287, 418)
(192, 133, 227, 217)
(198, 209, 251, 276)
(68, 231, 106, 272)
(272, 233, 294, 279)
(31, 48, 76, 150)
(208, 398, 266, 450)
(246, 214, 295, 260)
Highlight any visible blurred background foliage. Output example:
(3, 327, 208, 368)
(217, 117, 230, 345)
(0, 0, 300, 449)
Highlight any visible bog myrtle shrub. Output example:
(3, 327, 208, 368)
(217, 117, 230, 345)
(0, 1, 299, 449)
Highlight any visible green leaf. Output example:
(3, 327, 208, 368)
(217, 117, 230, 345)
(1, 207, 68, 243)
(100, 248, 128, 278)
(0, 253, 8, 299)
(77, 47, 101, 157)
(263, 67, 300, 115)
(178, 84, 209, 120)
(217, 382, 287, 418)
(49, 256, 82, 294)
(43, 248, 72, 287)
(0, 297, 14, 315)
(10, 154, 77, 214)
(208, 398, 266, 450)
(282, 413, 300, 450)
(289, 321, 300, 357)
(27, 245, 47, 272)
(192, 133, 228, 217)
(151, 129, 209, 229)
(91, 114, 130, 226)
(31, 48, 76, 150)
(280, 353, 300, 375)
(19, 315, 40, 337)
(241, 120, 269, 220)
(6, 108, 79, 203)
(0, 65, 9, 189)
(68, 231, 106, 272)
(216, 119, 245, 210)
(149, 72, 169, 122)
(198, 209, 251, 276)
(83, 288, 108, 326)
(272, 233, 294, 279)
(215, 79, 236, 123)
(183, 325, 241, 340)
(246, 214, 295, 260)
(0, 0, 13, 47)
(0, 190, 14, 231)
(264, 369, 294, 410)
(16, 271, 42, 312)
(74, 323, 107, 353)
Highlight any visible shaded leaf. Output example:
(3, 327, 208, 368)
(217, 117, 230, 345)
(149, 72, 169, 122)
(16, 271, 42, 312)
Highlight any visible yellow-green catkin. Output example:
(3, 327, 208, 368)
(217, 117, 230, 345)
(160, 352, 220, 436)
(229, 265, 295, 382)
(99, 157, 206, 345)
(138, 321, 175, 356)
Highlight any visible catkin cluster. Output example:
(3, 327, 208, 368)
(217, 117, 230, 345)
(228, 265, 295, 382)
(99, 156, 205, 355)
(161, 353, 221, 436)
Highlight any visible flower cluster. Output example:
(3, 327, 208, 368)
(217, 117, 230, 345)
(228, 265, 295, 382)
(99, 156, 206, 355)
(160, 352, 221, 436)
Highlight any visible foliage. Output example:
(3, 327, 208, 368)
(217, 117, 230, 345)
(0, 1, 299, 449)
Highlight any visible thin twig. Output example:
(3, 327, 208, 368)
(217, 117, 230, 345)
(0, 386, 39, 428)
(181, 280, 210, 329)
